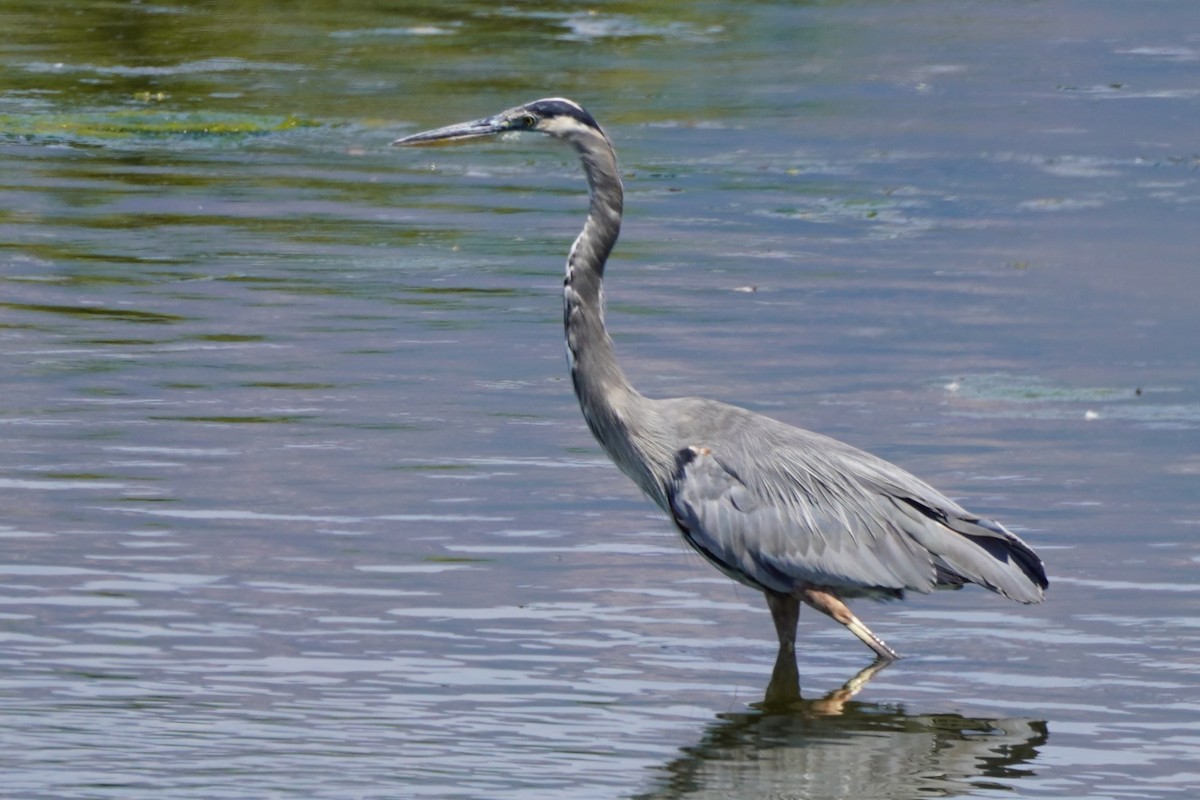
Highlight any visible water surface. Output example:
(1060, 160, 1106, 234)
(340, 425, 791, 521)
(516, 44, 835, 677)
(2, 1, 1198, 798)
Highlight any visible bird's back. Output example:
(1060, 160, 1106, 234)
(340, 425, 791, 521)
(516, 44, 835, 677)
(647, 396, 1048, 604)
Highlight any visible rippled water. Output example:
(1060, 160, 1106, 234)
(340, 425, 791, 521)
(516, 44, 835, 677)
(3, 1, 1199, 798)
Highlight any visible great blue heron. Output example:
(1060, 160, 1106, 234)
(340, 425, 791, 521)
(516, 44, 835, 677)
(395, 98, 1047, 692)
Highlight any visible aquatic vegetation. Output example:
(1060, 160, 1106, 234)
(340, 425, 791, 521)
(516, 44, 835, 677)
(0, 110, 319, 144)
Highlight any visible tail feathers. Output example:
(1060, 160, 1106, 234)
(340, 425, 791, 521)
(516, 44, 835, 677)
(893, 498, 1048, 604)
(953, 518, 1048, 602)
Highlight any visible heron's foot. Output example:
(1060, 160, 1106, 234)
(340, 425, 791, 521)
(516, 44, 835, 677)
(845, 617, 901, 662)
(798, 587, 900, 661)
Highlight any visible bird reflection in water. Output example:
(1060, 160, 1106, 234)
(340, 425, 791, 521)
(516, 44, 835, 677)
(762, 656, 890, 711)
(638, 665, 1048, 800)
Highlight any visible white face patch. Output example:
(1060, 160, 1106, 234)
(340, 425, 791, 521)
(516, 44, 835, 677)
(539, 115, 596, 139)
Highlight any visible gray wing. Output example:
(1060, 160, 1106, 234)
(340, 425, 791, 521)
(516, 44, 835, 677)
(665, 433, 1047, 603)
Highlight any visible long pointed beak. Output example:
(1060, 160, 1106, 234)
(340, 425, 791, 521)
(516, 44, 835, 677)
(392, 115, 506, 147)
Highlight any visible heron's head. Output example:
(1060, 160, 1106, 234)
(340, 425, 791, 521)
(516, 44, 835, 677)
(393, 98, 605, 147)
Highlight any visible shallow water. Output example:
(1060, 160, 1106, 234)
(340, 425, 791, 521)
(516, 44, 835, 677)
(3, 1, 1199, 798)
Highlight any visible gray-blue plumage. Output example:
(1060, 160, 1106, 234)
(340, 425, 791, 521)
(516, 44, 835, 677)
(395, 98, 1048, 688)
(662, 403, 1045, 604)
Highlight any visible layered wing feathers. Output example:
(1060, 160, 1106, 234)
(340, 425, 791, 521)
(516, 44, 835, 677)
(660, 400, 1047, 604)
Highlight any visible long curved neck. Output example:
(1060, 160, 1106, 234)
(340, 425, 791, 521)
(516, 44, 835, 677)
(563, 131, 630, 401)
(561, 129, 666, 503)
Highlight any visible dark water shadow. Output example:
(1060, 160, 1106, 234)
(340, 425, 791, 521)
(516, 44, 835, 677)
(635, 664, 1047, 800)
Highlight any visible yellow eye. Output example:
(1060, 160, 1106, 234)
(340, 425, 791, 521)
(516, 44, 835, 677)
(521, 114, 537, 128)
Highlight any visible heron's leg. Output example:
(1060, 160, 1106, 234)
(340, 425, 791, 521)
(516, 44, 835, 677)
(763, 591, 801, 705)
(798, 587, 900, 661)
(765, 591, 800, 654)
